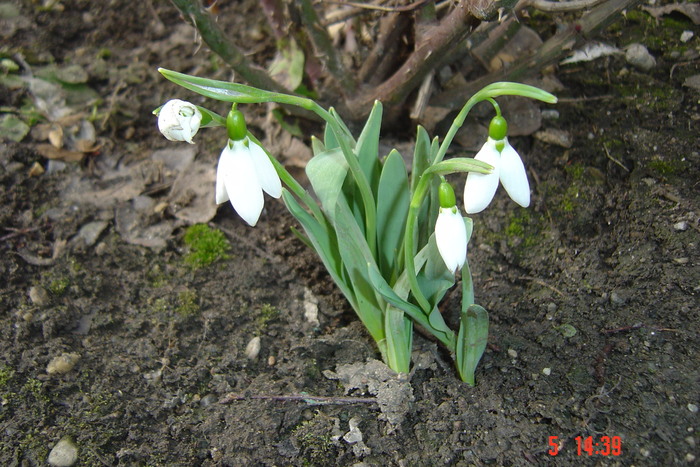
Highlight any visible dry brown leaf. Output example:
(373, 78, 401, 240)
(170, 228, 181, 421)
(48, 123, 64, 148)
(36, 143, 85, 162)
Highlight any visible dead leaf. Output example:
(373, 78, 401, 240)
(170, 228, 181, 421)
(36, 143, 85, 162)
(642, 4, 700, 25)
(28, 161, 45, 177)
(48, 123, 64, 148)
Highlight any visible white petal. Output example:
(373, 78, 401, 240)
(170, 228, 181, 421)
(435, 208, 467, 273)
(248, 140, 282, 198)
(224, 141, 265, 226)
(463, 140, 500, 214)
(215, 144, 232, 204)
(499, 139, 530, 208)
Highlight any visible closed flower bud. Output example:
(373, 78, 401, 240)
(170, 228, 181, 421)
(157, 99, 202, 144)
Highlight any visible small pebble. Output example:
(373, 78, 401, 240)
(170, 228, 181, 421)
(680, 31, 694, 43)
(47, 437, 78, 467)
(625, 43, 656, 71)
(267, 355, 276, 366)
(686, 453, 696, 463)
(47, 353, 80, 375)
(507, 349, 518, 358)
(610, 291, 626, 305)
(674, 221, 688, 231)
(29, 286, 50, 306)
(245, 337, 261, 360)
(541, 109, 560, 120)
(688, 403, 698, 413)
(542, 368, 551, 376)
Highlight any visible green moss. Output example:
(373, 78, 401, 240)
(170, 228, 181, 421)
(183, 224, 231, 268)
(647, 159, 686, 176)
(176, 290, 199, 317)
(0, 365, 14, 388)
(48, 277, 70, 296)
(256, 303, 280, 331)
(292, 415, 337, 464)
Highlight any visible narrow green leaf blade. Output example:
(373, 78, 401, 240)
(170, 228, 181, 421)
(456, 304, 489, 386)
(355, 100, 382, 192)
(333, 199, 385, 343)
(384, 306, 412, 374)
(306, 148, 348, 219)
(281, 190, 356, 310)
(376, 149, 409, 279)
(410, 125, 431, 190)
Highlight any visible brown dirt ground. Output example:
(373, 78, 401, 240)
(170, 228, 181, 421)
(1, 0, 699, 465)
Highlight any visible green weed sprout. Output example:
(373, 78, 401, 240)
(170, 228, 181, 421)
(154, 68, 556, 385)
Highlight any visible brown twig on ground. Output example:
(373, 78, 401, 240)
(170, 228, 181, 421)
(169, 0, 291, 94)
(431, 0, 642, 110)
(219, 392, 377, 405)
(346, 0, 498, 119)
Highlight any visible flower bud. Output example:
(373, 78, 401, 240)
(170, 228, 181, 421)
(157, 99, 202, 144)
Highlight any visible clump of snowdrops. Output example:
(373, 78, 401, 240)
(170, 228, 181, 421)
(155, 68, 556, 384)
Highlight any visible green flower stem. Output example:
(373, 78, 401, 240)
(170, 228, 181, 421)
(433, 82, 557, 166)
(403, 173, 434, 312)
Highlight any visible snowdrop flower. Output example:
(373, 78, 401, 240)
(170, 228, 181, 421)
(463, 116, 530, 214)
(435, 180, 467, 273)
(216, 109, 282, 226)
(157, 99, 202, 144)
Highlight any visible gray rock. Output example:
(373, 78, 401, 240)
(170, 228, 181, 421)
(47, 437, 78, 467)
(625, 43, 656, 71)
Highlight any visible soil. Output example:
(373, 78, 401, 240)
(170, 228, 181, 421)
(1, 1, 699, 466)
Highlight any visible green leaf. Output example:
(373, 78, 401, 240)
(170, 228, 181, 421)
(456, 304, 489, 386)
(281, 190, 354, 310)
(306, 148, 348, 220)
(426, 157, 493, 176)
(411, 125, 431, 191)
(268, 38, 305, 91)
(0, 114, 30, 142)
(384, 306, 412, 374)
(368, 262, 455, 349)
(376, 149, 409, 281)
(159, 68, 291, 104)
(311, 135, 325, 155)
(355, 100, 382, 192)
(333, 199, 385, 343)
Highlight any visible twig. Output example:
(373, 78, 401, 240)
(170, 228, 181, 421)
(602, 143, 630, 172)
(523, 0, 607, 12)
(346, 0, 496, 119)
(517, 275, 566, 297)
(324, 0, 433, 13)
(168, 0, 291, 94)
(431, 0, 642, 110)
(219, 392, 377, 405)
(298, 0, 357, 93)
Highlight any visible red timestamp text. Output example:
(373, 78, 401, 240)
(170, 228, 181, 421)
(548, 435, 622, 456)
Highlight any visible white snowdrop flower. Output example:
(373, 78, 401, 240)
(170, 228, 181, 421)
(157, 99, 202, 144)
(216, 138, 282, 226)
(435, 206, 467, 274)
(463, 136, 530, 214)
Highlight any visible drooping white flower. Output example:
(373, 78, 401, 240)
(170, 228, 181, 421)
(157, 99, 202, 144)
(435, 206, 467, 274)
(216, 138, 282, 226)
(463, 137, 530, 214)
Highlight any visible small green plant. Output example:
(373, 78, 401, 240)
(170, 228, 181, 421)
(183, 224, 231, 268)
(176, 290, 199, 317)
(156, 68, 557, 385)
